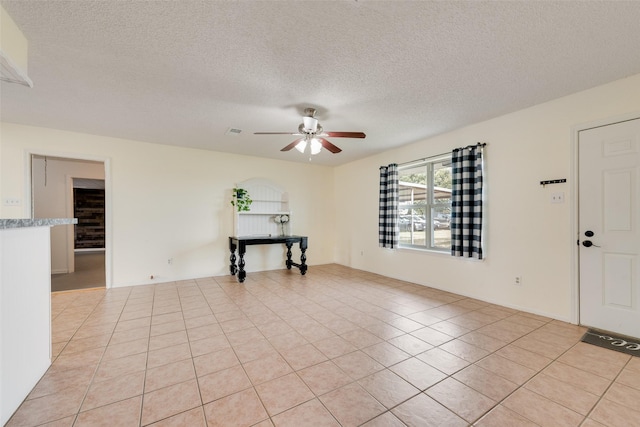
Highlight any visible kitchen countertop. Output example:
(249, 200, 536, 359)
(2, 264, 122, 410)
(0, 218, 77, 229)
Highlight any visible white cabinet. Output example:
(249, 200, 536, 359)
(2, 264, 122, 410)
(232, 178, 291, 237)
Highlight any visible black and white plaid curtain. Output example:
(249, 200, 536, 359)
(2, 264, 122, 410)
(451, 144, 484, 259)
(379, 164, 399, 248)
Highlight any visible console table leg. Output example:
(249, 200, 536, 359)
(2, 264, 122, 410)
(229, 238, 238, 276)
(300, 247, 307, 275)
(286, 243, 293, 270)
(230, 251, 237, 275)
(238, 253, 246, 283)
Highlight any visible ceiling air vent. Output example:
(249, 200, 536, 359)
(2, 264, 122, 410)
(225, 128, 242, 136)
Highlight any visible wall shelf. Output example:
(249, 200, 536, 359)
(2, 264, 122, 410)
(232, 178, 290, 237)
(540, 179, 567, 187)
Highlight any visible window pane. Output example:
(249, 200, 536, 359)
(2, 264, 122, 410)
(398, 156, 451, 252)
(399, 165, 426, 207)
(432, 160, 452, 250)
(399, 165, 427, 247)
(432, 206, 451, 250)
(399, 207, 426, 246)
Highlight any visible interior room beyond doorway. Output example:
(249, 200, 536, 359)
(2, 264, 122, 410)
(31, 155, 107, 292)
(51, 250, 105, 292)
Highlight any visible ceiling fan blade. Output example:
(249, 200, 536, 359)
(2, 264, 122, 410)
(255, 132, 303, 135)
(318, 138, 342, 153)
(281, 138, 305, 152)
(323, 131, 366, 138)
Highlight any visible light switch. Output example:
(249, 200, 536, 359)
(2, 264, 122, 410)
(550, 192, 564, 204)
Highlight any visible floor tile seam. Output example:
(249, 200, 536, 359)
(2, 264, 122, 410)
(454, 331, 514, 353)
(21, 364, 96, 404)
(466, 335, 601, 426)
(355, 376, 423, 412)
(253, 378, 317, 419)
(484, 317, 580, 370)
(77, 388, 145, 418)
(580, 357, 640, 421)
(50, 305, 106, 357)
(206, 292, 289, 391)
(618, 357, 640, 382)
(507, 378, 588, 422)
(573, 343, 636, 368)
(433, 337, 498, 367)
(275, 395, 343, 427)
(450, 370, 551, 427)
(7, 410, 79, 427)
(186, 353, 207, 423)
(555, 341, 629, 383)
(520, 372, 603, 417)
(66, 292, 139, 396)
(197, 280, 256, 326)
(315, 380, 387, 425)
(449, 365, 520, 400)
(382, 390, 467, 426)
(50, 296, 122, 369)
(47, 349, 106, 427)
(136, 287, 187, 426)
(422, 380, 498, 426)
(442, 309, 514, 334)
(424, 335, 552, 402)
(139, 400, 201, 427)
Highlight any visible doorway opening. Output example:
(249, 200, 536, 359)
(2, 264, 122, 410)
(31, 155, 108, 292)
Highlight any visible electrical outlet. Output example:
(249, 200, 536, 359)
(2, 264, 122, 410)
(168, 258, 173, 265)
(514, 276, 523, 286)
(3, 198, 21, 206)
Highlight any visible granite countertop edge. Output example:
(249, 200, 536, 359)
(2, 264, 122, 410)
(0, 218, 78, 229)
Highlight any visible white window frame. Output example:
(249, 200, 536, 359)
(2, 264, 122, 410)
(398, 153, 452, 252)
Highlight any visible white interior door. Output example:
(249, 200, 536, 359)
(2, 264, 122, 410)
(579, 118, 640, 339)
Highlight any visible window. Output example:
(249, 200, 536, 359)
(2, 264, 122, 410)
(398, 154, 452, 251)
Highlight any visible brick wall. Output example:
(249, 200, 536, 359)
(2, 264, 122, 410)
(74, 188, 105, 249)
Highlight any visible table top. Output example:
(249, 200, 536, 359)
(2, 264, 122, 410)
(230, 235, 307, 243)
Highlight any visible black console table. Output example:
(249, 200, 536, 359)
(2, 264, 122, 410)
(228, 235, 308, 283)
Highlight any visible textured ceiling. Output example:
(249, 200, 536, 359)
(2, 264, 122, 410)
(2, 1, 640, 166)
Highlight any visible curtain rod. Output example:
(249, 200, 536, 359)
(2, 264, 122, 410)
(398, 142, 487, 167)
(454, 142, 487, 151)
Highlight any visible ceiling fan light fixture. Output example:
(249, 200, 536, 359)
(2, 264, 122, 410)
(310, 138, 322, 155)
(302, 116, 318, 132)
(295, 139, 307, 153)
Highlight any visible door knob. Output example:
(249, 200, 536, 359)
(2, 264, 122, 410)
(585, 230, 594, 237)
(582, 240, 600, 248)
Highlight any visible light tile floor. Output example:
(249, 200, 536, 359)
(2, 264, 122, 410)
(7, 264, 640, 426)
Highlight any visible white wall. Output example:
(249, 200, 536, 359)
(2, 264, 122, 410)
(32, 156, 105, 273)
(0, 125, 336, 287)
(334, 73, 640, 322)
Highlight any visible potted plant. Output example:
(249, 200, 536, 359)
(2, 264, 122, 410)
(231, 187, 252, 212)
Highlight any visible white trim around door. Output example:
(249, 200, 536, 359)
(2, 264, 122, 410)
(25, 150, 113, 289)
(571, 111, 640, 327)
